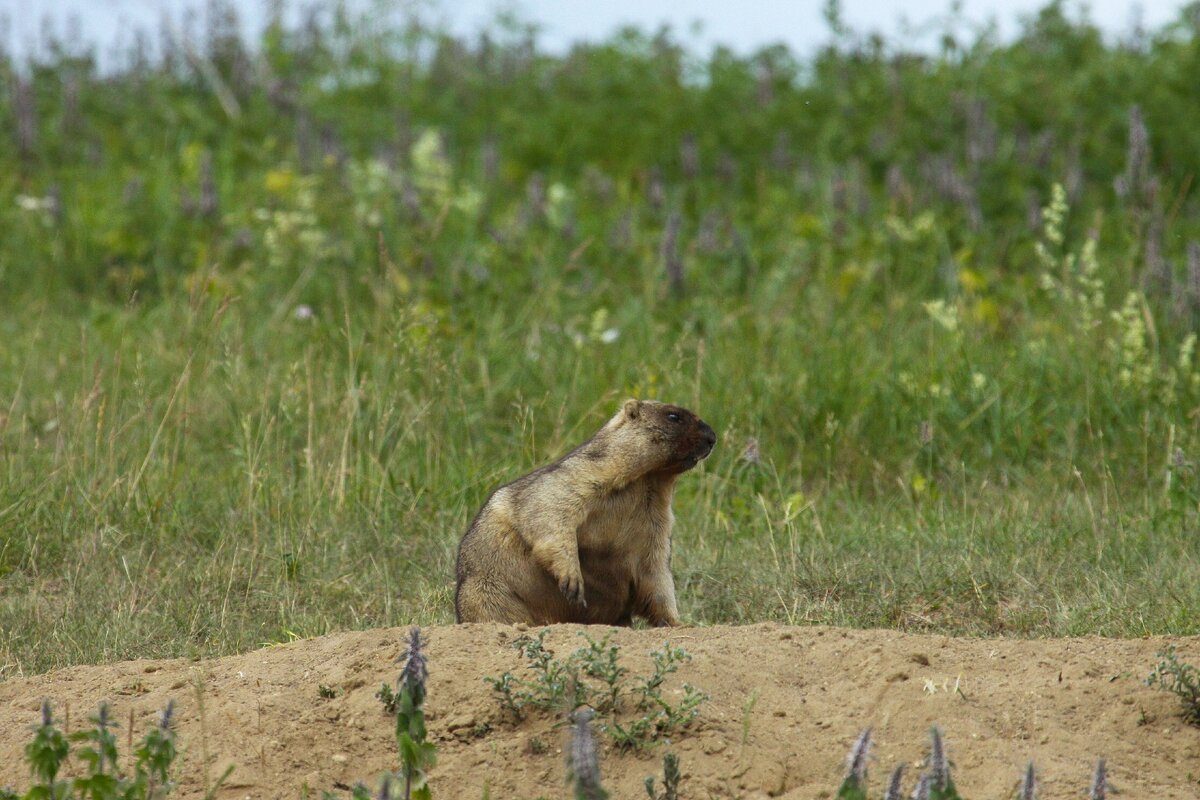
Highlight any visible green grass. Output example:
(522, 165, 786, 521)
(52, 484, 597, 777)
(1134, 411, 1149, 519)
(3, 0, 1200, 674)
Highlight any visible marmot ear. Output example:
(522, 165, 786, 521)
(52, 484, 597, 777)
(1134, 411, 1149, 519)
(622, 398, 641, 420)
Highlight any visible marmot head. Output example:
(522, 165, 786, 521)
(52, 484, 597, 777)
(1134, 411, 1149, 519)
(615, 399, 717, 475)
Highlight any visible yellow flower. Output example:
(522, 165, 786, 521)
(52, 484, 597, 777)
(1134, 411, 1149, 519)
(264, 168, 296, 196)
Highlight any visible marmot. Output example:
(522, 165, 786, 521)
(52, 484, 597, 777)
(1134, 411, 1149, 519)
(454, 399, 716, 626)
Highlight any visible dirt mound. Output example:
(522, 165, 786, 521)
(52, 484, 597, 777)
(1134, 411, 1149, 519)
(1, 624, 1198, 799)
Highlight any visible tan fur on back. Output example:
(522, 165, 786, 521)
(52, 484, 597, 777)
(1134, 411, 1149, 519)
(454, 399, 716, 626)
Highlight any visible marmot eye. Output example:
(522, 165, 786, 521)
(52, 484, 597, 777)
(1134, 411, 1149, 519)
(667, 412, 682, 423)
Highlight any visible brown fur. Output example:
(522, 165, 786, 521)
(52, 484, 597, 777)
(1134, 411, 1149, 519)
(454, 399, 716, 626)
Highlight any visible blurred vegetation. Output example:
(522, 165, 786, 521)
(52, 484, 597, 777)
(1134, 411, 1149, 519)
(3, 0, 1200, 674)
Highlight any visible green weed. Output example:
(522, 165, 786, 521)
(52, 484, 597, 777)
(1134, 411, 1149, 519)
(333, 627, 436, 800)
(486, 631, 705, 750)
(1147, 645, 1200, 725)
(1, 700, 184, 800)
(643, 752, 681, 800)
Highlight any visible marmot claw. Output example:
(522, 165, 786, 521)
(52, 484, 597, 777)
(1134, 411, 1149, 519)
(560, 575, 587, 607)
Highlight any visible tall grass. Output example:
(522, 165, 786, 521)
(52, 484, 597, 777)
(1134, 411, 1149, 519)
(2, 0, 1200, 674)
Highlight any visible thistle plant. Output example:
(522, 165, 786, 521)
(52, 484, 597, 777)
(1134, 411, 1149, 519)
(72, 705, 120, 798)
(828, 727, 1107, 799)
(1018, 762, 1036, 800)
(129, 701, 178, 800)
(2, 700, 180, 800)
(395, 627, 437, 800)
(925, 726, 955, 798)
(25, 700, 70, 796)
(1089, 759, 1108, 800)
(882, 765, 905, 800)
(834, 728, 871, 799)
(568, 708, 607, 800)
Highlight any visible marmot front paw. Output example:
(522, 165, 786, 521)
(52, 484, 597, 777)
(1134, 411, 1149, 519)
(559, 573, 587, 607)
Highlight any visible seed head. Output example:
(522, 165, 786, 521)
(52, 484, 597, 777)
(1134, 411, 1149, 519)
(739, 437, 761, 465)
(569, 707, 606, 800)
(401, 627, 427, 704)
(680, 134, 699, 180)
(1182, 241, 1200, 320)
(884, 764, 905, 800)
(662, 209, 684, 296)
(845, 728, 872, 783)
(13, 78, 37, 158)
(918, 420, 933, 446)
(159, 699, 175, 730)
(1119, 105, 1151, 205)
(927, 726, 947, 788)
(1019, 761, 1037, 800)
(910, 773, 930, 800)
(647, 166, 666, 209)
(1089, 758, 1107, 800)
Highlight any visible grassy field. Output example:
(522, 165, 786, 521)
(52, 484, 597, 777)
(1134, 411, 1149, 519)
(2, 1, 1200, 675)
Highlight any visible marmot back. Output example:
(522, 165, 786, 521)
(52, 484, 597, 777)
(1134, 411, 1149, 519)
(454, 399, 716, 626)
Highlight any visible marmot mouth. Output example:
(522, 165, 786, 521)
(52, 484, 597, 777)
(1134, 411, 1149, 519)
(679, 444, 714, 468)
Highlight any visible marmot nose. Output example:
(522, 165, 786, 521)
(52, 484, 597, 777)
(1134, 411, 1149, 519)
(699, 422, 717, 449)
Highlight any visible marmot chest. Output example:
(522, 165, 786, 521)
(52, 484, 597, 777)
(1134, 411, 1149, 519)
(575, 480, 672, 565)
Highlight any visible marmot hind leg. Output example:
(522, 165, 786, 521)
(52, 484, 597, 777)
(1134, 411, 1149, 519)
(455, 576, 535, 624)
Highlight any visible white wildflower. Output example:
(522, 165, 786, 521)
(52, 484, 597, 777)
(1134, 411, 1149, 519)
(922, 299, 959, 333)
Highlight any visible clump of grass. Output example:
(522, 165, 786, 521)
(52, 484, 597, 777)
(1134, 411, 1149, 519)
(485, 631, 705, 750)
(1, 700, 183, 800)
(1147, 645, 1200, 725)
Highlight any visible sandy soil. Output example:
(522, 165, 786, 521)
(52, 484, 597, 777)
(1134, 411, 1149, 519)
(1, 624, 1198, 799)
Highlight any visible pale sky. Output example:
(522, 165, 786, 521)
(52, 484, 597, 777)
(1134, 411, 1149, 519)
(3, 0, 1192, 63)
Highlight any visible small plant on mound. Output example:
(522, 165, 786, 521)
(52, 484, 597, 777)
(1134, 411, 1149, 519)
(1147, 645, 1200, 725)
(643, 752, 681, 800)
(335, 627, 437, 800)
(832, 727, 1110, 799)
(393, 627, 437, 800)
(567, 708, 607, 800)
(485, 630, 705, 750)
(1, 699, 184, 800)
(566, 706, 683, 800)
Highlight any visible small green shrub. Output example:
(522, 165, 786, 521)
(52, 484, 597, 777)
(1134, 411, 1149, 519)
(485, 631, 705, 750)
(376, 683, 399, 715)
(1147, 645, 1200, 725)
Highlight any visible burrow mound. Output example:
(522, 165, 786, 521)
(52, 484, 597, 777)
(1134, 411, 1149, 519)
(1, 624, 1197, 799)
